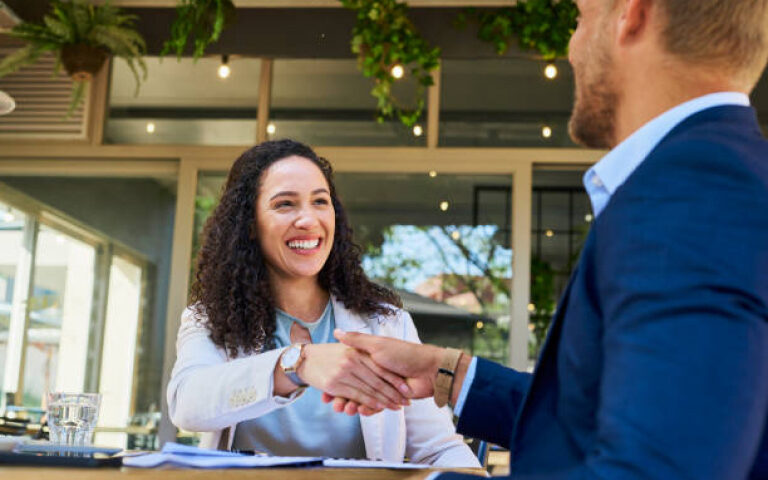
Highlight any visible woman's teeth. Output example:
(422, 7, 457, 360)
(288, 239, 320, 250)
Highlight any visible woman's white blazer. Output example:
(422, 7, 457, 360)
(167, 296, 480, 467)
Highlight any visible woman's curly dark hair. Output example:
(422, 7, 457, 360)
(190, 139, 402, 357)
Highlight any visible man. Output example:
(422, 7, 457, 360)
(331, 0, 768, 478)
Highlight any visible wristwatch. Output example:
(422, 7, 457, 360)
(280, 343, 308, 387)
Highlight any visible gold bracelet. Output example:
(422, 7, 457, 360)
(433, 348, 463, 408)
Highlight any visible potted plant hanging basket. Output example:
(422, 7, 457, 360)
(61, 44, 109, 82)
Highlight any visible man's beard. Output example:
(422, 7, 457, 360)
(568, 48, 619, 149)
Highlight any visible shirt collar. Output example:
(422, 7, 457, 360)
(583, 92, 750, 216)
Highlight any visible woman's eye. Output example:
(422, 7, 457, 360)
(314, 198, 329, 205)
(274, 201, 293, 209)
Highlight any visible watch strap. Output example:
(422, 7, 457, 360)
(433, 348, 463, 408)
(284, 369, 307, 388)
(282, 343, 309, 387)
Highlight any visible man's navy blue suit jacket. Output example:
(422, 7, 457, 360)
(444, 106, 768, 479)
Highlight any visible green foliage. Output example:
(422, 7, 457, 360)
(0, 0, 147, 114)
(339, 0, 440, 128)
(456, 0, 578, 60)
(162, 0, 236, 60)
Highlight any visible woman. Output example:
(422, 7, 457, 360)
(167, 139, 479, 467)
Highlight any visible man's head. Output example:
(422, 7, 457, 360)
(568, 0, 768, 149)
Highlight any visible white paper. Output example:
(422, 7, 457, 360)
(122, 442, 322, 469)
(123, 453, 323, 468)
(322, 459, 430, 469)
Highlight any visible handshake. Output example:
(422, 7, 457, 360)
(278, 329, 468, 416)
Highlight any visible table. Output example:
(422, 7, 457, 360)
(0, 467, 485, 480)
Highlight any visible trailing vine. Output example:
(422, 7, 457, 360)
(162, 0, 236, 60)
(339, 0, 440, 128)
(456, 0, 578, 60)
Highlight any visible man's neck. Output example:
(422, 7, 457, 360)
(613, 63, 746, 147)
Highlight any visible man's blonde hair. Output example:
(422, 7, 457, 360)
(658, 0, 768, 89)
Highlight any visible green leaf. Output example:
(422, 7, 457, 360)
(0, 45, 45, 77)
(66, 80, 87, 118)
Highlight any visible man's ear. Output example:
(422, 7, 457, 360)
(616, 0, 654, 45)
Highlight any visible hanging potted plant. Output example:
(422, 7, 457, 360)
(0, 0, 147, 115)
(162, 0, 236, 60)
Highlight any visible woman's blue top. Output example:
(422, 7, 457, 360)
(232, 301, 367, 457)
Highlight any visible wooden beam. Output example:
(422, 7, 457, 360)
(256, 58, 273, 144)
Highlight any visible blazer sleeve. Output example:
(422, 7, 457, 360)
(166, 307, 304, 432)
(455, 358, 532, 449)
(398, 310, 482, 468)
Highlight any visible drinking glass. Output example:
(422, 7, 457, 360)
(46, 392, 101, 446)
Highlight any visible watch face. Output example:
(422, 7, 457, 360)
(281, 345, 301, 369)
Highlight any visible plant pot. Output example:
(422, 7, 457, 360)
(61, 44, 109, 82)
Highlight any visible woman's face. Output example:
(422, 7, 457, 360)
(255, 156, 336, 282)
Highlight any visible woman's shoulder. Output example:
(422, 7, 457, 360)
(181, 303, 211, 328)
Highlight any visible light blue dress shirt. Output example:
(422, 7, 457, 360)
(232, 301, 367, 458)
(453, 92, 751, 418)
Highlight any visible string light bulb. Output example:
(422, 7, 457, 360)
(146, 122, 155, 134)
(412, 124, 423, 137)
(541, 125, 552, 138)
(439, 201, 449, 211)
(267, 123, 276, 135)
(428, 170, 437, 178)
(218, 55, 231, 79)
(544, 62, 558, 80)
(390, 64, 404, 79)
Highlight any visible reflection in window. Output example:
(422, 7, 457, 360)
(105, 57, 260, 145)
(0, 203, 26, 403)
(270, 59, 426, 147)
(22, 226, 95, 407)
(440, 59, 576, 148)
(528, 168, 592, 359)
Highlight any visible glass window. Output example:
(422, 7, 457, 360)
(0, 202, 26, 403)
(529, 167, 592, 359)
(193, 171, 513, 364)
(96, 254, 144, 448)
(105, 57, 260, 145)
(270, 59, 426, 146)
(440, 59, 576, 147)
(1, 176, 171, 420)
(22, 225, 96, 407)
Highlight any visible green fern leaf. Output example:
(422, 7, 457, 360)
(0, 45, 44, 77)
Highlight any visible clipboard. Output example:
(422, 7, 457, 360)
(0, 450, 122, 468)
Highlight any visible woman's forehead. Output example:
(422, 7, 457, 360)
(259, 156, 329, 192)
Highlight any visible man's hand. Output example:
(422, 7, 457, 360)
(334, 329, 444, 399)
(297, 343, 411, 412)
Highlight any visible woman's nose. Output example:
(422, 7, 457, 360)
(294, 207, 319, 229)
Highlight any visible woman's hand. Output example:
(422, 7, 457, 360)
(298, 343, 412, 412)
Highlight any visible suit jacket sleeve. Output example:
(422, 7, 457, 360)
(455, 358, 532, 449)
(166, 307, 304, 432)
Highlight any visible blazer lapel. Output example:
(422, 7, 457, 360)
(330, 296, 385, 460)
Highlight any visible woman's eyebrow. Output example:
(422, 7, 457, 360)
(269, 191, 298, 201)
